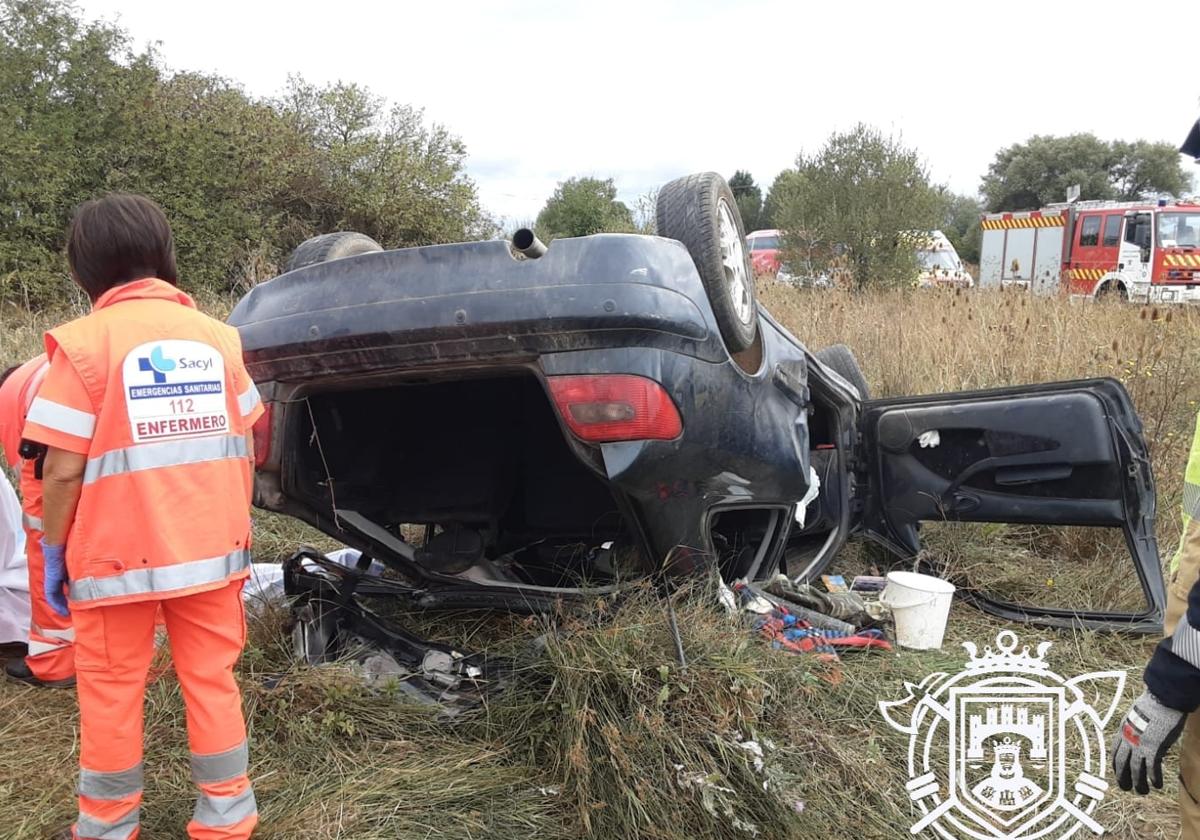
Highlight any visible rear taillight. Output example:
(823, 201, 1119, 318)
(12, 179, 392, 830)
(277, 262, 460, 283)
(251, 402, 272, 468)
(547, 375, 682, 443)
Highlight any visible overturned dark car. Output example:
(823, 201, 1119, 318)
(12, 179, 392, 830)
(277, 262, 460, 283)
(229, 172, 1165, 670)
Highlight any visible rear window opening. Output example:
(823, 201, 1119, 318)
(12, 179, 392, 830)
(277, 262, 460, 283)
(289, 372, 642, 588)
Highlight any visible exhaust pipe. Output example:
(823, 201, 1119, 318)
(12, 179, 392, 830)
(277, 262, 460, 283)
(511, 228, 547, 260)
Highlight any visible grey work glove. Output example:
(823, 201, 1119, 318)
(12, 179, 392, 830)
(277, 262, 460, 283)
(1111, 690, 1186, 794)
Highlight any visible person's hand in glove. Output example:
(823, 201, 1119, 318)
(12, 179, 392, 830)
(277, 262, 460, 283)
(41, 540, 69, 617)
(1111, 690, 1186, 794)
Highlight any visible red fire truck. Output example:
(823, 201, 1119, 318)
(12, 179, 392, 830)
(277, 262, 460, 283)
(979, 200, 1200, 302)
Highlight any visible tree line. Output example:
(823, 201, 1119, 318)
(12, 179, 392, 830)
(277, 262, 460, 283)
(530, 127, 1190, 290)
(3, 1, 1192, 303)
(0, 0, 489, 306)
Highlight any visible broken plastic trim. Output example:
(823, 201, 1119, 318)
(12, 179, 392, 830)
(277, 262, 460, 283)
(282, 548, 503, 696)
(331, 509, 623, 607)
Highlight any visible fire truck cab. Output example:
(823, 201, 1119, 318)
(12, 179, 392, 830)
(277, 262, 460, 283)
(980, 200, 1200, 302)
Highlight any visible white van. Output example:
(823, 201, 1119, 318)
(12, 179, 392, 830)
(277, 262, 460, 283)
(910, 230, 973, 289)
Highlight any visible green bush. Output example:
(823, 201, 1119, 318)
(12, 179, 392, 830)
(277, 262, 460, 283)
(0, 0, 490, 305)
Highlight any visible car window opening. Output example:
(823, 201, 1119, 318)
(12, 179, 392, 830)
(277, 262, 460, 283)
(1078, 215, 1102, 247)
(1102, 215, 1122, 248)
(1158, 212, 1200, 248)
(919, 521, 1149, 616)
(749, 235, 780, 251)
(917, 250, 958, 272)
(292, 373, 643, 589)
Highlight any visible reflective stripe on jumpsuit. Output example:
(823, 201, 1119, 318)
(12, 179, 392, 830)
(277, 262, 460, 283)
(0, 354, 74, 681)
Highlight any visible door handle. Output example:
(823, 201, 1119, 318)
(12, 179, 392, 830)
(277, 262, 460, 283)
(939, 453, 1066, 500)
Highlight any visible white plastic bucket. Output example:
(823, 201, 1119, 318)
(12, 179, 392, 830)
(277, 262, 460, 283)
(881, 571, 955, 650)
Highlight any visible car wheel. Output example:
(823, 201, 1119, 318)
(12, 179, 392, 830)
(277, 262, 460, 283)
(285, 231, 383, 273)
(656, 172, 758, 353)
(815, 343, 870, 400)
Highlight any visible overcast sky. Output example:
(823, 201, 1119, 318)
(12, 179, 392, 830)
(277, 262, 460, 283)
(77, 0, 1198, 226)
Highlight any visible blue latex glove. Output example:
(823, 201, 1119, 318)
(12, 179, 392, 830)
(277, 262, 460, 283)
(41, 540, 69, 617)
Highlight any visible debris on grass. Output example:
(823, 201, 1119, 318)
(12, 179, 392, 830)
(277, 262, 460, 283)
(736, 738, 765, 774)
(763, 575, 889, 628)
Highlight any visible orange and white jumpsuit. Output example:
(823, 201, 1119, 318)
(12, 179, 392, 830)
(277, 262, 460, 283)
(0, 354, 75, 681)
(23, 277, 263, 840)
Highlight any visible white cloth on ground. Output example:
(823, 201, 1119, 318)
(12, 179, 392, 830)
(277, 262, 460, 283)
(0, 478, 30, 643)
(244, 548, 382, 609)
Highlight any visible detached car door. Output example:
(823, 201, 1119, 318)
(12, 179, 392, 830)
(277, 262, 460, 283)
(859, 378, 1164, 633)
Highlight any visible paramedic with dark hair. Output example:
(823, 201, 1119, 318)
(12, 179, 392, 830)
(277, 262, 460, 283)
(22, 192, 262, 839)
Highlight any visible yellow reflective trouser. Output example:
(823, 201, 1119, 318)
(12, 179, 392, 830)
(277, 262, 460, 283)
(1167, 414, 1200, 838)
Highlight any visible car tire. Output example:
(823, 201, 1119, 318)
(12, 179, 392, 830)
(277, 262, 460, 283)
(285, 231, 383, 273)
(656, 172, 758, 352)
(816, 343, 870, 400)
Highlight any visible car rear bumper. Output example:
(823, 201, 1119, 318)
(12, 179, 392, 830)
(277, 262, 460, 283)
(230, 235, 728, 382)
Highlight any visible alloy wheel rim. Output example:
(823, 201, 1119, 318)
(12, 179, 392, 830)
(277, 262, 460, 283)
(717, 199, 753, 325)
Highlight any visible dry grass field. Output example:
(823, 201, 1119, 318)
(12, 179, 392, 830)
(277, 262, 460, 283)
(0, 284, 1196, 838)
